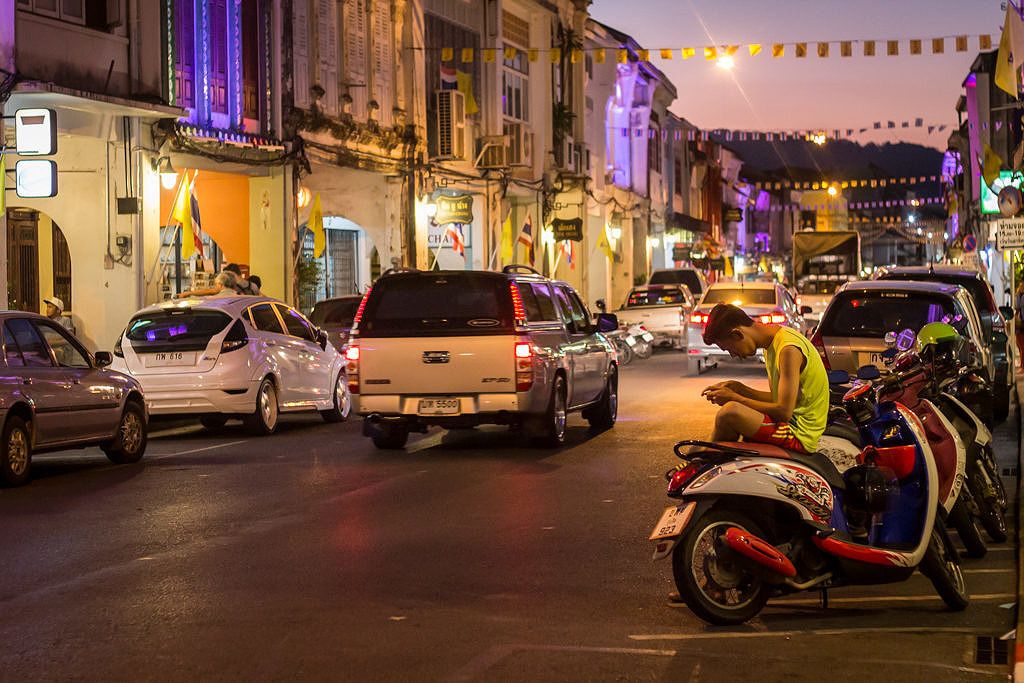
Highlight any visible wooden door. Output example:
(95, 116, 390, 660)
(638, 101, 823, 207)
(7, 209, 39, 313)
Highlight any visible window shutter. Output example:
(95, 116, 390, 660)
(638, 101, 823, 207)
(316, 0, 339, 115)
(210, 0, 229, 114)
(372, 0, 393, 125)
(343, 0, 367, 118)
(174, 0, 195, 108)
(293, 0, 311, 108)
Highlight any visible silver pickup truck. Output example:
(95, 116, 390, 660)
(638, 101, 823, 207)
(614, 284, 695, 350)
(349, 267, 619, 449)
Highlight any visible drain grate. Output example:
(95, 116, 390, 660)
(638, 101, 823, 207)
(975, 636, 1009, 665)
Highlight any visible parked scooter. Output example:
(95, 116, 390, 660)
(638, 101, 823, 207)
(625, 323, 655, 360)
(649, 364, 968, 625)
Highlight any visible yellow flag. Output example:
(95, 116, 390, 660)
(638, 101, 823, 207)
(460, 47, 474, 63)
(660, 48, 673, 60)
(456, 70, 478, 115)
(795, 43, 807, 57)
(771, 44, 784, 57)
(996, 4, 1024, 98)
(637, 49, 649, 61)
(982, 144, 1004, 188)
(910, 39, 922, 55)
(482, 48, 495, 63)
(528, 48, 539, 62)
(723, 257, 733, 277)
(596, 226, 614, 261)
(932, 37, 945, 54)
(840, 41, 852, 57)
(549, 47, 561, 64)
(571, 49, 582, 63)
(617, 48, 628, 64)
(704, 46, 717, 60)
(308, 192, 325, 259)
(171, 172, 194, 260)
(440, 47, 453, 62)
(504, 46, 517, 60)
(817, 42, 829, 58)
(594, 48, 605, 63)
(887, 40, 899, 56)
(681, 47, 696, 59)
(864, 41, 876, 56)
(981, 34, 993, 50)
(748, 44, 762, 57)
(501, 212, 514, 263)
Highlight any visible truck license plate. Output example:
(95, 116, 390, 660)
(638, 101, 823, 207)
(417, 398, 460, 415)
(649, 502, 696, 541)
(144, 352, 196, 367)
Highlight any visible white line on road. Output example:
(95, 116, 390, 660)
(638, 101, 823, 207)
(629, 626, 983, 641)
(151, 440, 248, 460)
(963, 568, 1015, 574)
(768, 592, 1014, 606)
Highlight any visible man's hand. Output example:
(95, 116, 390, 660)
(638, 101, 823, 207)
(702, 380, 736, 393)
(702, 386, 739, 406)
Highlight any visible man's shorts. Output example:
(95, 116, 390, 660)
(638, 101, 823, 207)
(749, 417, 808, 453)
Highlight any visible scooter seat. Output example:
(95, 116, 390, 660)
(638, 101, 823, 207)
(718, 441, 846, 491)
(824, 421, 861, 448)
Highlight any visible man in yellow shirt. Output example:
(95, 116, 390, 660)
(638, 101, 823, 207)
(699, 303, 828, 453)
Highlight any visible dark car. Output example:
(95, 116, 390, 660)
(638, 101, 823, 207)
(875, 266, 1011, 421)
(0, 312, 148, 486)
(309, 295, 363, 352)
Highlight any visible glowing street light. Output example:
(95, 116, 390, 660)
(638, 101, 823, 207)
(827, 185, 838, 197)
(716, 55, 735, 70)
(810, 132, 827, 146)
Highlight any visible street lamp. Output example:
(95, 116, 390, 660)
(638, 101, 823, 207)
(153, 156, 178, 190)
(827, 185, 838, 197)
(716, 55, 735, 70)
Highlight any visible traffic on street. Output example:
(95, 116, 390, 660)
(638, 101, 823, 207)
(2, 0, 1023, 680)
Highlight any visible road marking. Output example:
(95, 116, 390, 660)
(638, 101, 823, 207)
(629, 626, 983, 641)
(769, 592, 1014, 606)
(151, 440, 248, 460)
(450, 644, 675, 681)
(389, 616, 407, 621)
(963, 568, 1014, 574)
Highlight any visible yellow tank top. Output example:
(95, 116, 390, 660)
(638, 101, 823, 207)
(764, 327, 829, 452)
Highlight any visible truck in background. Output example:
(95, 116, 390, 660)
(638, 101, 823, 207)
(792, 230, 862, 330)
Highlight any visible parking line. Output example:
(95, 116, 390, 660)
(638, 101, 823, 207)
(768, 592, 1014, 606)
(151, 440, 248, 460)
(629, 626, 980, 641)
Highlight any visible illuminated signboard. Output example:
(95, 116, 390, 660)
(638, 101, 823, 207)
(980, 171, 1024, 215)
(16, 160, 58, 198)
(14, 108, 57, 156)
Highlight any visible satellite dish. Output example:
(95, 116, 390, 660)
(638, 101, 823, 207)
(997, 185, 1022, 217)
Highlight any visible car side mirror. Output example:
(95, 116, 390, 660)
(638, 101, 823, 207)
(595, 313, 618, 333)
(317, 329, 329, 350)
(94, 351, 113, 367)
(999, 305, 1014, 320)
(799, 305, 812, 315)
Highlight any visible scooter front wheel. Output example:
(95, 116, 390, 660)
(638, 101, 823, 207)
(672, 510, 771, 625)
(920, 516, 969, 611)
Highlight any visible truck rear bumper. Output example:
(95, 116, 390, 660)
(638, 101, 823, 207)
(356, 393, 522, 416)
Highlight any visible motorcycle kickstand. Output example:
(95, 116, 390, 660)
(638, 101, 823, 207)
(819, 587, 829, 610)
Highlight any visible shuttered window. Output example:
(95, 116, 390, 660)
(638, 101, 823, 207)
(316, 0, 339, 115)
(174, 0, 195, 108)
(210, 0, 229, 114)
(293, 0, 311, 108)
(242, 0, 261, 120)
(371, 0, 394, 125)
(343, 0, 368, 118)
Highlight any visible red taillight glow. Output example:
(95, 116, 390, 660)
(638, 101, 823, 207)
(810, 330, 831, 370)
(509, 282, 527, 324)
(514, 340, 534, 391)
(689, 312, 709, 325)
(758, 312, 786, 324)
(667, 463, 703, 496)
(352, 287, 372, 329)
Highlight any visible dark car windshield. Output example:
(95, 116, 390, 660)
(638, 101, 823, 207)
(126, 309, 233, 351)
(701, 287, 776, 306)
(798, 278, 844, 296)
(626, 288, 688, 306)
(359, 273, 514, 337)
(310, 298, 360, 326)
(649, 270, 703, 296)
(820, 291, 959, 338)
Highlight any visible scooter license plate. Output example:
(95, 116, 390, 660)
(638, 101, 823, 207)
(625, 336, 637, 347)
(641, 332, 654, 342)
(649, 502, 696, 541)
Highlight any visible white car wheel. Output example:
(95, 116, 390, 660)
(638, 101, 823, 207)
(245, 378, 279, 435)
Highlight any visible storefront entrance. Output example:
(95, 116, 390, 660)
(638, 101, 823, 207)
(6, 207, 73, 316)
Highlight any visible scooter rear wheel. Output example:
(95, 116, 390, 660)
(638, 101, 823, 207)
(920, 516, 969, 611)
(672, 510, 771, 626)
(948, 495, 987, 559)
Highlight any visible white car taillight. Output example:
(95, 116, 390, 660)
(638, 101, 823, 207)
(515, 341, 533, 392)
(346, 341, 360, 394)
(220, 320, 248, 353)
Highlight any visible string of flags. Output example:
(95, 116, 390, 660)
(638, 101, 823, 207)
(748, 175, 942, 191)
(751, 197, 947, 212)
(604, 122, 950, 141)
(434, 34, 993, 65)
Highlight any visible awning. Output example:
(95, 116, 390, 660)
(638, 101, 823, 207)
(8, 82, 185, 119)
(667, 212, 711, 233)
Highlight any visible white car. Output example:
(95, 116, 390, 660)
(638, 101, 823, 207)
(110, 296, 350, 434)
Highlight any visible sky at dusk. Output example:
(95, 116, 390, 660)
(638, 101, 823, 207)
(590, 0, 1006, 149)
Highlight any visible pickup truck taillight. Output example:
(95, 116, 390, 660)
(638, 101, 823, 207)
(515, 341, 533, 391)
(810, 330, 831, 370)
(757, 311, 786, 324)
(689, 312, 709, 325)
(346, 341, 360, 394)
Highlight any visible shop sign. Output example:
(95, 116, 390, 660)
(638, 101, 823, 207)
(15, 108, 57, 156)
(723, 207, 743, 223)
(15, 159, 57, 198)
(672, 245, 691, 262)
(995, 218, 1024, 250)
(551, 217, 583, 241)
(434, 194, 474, 225)
(428, 222, 472, 249)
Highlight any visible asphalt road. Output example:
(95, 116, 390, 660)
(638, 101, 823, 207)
(0, 353, 1016, 681)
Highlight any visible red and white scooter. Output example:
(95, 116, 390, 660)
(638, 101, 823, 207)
(648, 365, 968, 625)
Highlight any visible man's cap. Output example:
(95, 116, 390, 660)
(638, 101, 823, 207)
(43, 297, 64, 313)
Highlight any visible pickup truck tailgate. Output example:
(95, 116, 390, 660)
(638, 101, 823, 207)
(617, 306, 683, 331)
(359, 335, 517, 394)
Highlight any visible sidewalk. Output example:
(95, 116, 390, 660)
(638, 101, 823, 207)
(1011, 379, 1023, 680)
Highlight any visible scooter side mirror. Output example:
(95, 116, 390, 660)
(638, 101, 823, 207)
(883, 331, 897, 348)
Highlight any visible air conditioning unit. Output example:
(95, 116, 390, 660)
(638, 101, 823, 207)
(475, 135, 508, 169)
(435, 90, 466, 160)
(577, 143, 591, 175)
(505, 122, 533, 167)
(556, 135, 577, 173)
